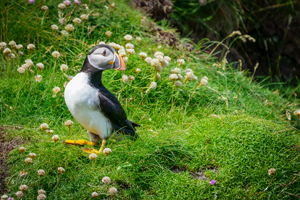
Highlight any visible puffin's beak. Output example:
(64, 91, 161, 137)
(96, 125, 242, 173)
(114, 54, 126, 71)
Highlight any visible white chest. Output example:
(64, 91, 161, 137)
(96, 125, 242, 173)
(64, 72, 112, 139)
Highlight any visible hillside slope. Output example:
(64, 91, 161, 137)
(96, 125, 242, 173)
(0, 0, 300, 199)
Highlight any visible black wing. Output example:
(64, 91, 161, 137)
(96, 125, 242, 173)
(98, 87, 139, 138)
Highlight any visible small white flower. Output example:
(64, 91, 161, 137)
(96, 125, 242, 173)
(58, 167, 65, 174)
(91, 192, 98, 198)
(35, 75, 42, 83)
(65, 24, 74, 32)
(51, 24, 59, 31)
(200, 76, 208, 86)
(60, 64, 68, 71)
(52, 51, 60, 58)
(156, 73, 161, 80)
(268, 168, 276, 175)
(20, 170, 28, 177)
(29, 153, 36, 159)
(122, 75, 129, 83)
(52, 135, 59, 142)
(294, 109, 300, 117)
(16, 44, 23, 50)
(58, 3, 66, 9)
(9, 40, 16, 47)
(40, 123, 49, 130)
(61, 30, 69, 37)
(22, 64, 29, 70)
(38, 189, 46, 195)
(192, 74, 198, 80)
(185, 68, 193, 73)
(37, 194, 46, 200)
(164, 56, 171, 62)
(36, 63, 45, 70)
(105, 31, 112, 37)
(124, 34, 133, 42)
(8, 53, 15, 59)
(15, 191, 24, 199)
(177, 59, 185, 66)
(99, 41, 106, 45)
(118, 51, 126, 58)
(139, 52, 147, 58)
(19, 51, 24, 56)
(3, 48, 11, 54)
(64, 120, 73, 127)
(46, 129, 54, 134)
(64, 81, 69, 88)
(72, 18, 82, 25)
(19, 147, 26, 153)
(25, 157, 33, 165)
(80, 14, 89, 21)
(174, 81, 182, 87)
(41, 5, 49, 11)
(109, 187, 118, 196)
(1, 195, 8, 200)
(19, 185, 28, 192)
(17, 67, 26, 74)
(25, 59, 34, 67)
(185, 72, 194, 81)
(102, 176, 111, 184)
(123, 57, 128, 63)
(149, 82, 157, 89)
(169, 74, 178, 80)
(173, 68, 181, 74)
(89, 153, 97, 160)
(67, 76, 73, 81)
(155, 65, 162, 72)
(160, 59, 169, 67)
(126, 49, 135, 55)
(52, 87, 61, 94)
(103, 148, 112, 155)
(0, 42, 7, 50)
(27, 44, 35, 50)
(150, 59, 160, 67)
(177, 74, 183, 80)
(125, 43, 134, 49)
(136, 36, 142, 41)
(154, 52, 164, 58)
(135, 68, 141, 73)
(156, 55, 163, 61)
(128, 75, 135, 81)
(145, 57, 152, 65)
(104, 5, 109, 10)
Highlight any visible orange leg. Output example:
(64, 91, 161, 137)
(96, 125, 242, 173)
(62, 139, 97, 146)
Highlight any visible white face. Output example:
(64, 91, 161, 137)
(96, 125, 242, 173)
(87, 47, 115, 70)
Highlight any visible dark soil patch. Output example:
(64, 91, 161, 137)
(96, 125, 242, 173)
(0, 126, 24, 194)
(171, 165, 218, 180)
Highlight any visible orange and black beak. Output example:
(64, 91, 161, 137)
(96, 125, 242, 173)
(113, 54, 126, 71)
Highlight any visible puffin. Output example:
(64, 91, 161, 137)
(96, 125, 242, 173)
(64, 44, 139, 154)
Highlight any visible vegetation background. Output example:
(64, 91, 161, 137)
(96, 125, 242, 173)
(0, 0, 300, 199)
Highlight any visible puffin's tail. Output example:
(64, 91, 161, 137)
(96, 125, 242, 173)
(128, 120, 140, 128)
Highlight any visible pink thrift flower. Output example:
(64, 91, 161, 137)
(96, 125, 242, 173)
(28, 0, 35, 4)
(210, 179, 216, 185)
(63, 0, 71, 6)
(59, 18, 64, 24)
(74, 0, 81, 5)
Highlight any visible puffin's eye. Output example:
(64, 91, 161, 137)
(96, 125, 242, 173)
(102, 50, 106, 56)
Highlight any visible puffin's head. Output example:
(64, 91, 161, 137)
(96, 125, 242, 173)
(87, 44, 126, 71)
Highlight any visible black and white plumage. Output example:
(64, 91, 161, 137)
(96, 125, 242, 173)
(64, 44, 139, 144)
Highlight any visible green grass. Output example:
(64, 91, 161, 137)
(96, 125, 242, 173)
(1, 0, 300, 199)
